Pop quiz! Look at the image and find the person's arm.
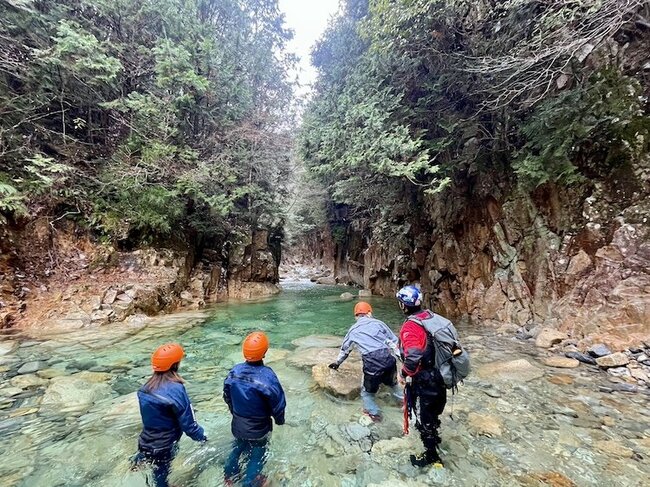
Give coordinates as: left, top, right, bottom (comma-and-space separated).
223, 376, 233, 413
330, 327, 355, 369
267, 372, 286, 425
172, 385, 207, 442
400, 321, 427, 377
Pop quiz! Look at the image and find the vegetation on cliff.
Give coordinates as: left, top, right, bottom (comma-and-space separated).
299, 0, 650, 233
0, 0, 295, 247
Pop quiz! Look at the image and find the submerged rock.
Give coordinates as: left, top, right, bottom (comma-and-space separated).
340, 292, 354, 301
291, 335, 343, 349
0, 341, 17, 356
476, 359, 544, 382
288, 348, 341, 370
17, 361, 46, 375
41, 371, 112, 411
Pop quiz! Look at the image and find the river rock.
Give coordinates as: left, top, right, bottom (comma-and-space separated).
524, 472, 577, 487
468, 412, 504, 437
312, 361, 362, 398
41, 371, 112, 411
288, 348, 341, 369
564, 351, 597, 365
0, 341, 17, 356
291, 335, 343, 349
359, 289, 372, 297
344, 423, 371, 442
595, 352, 629, 368
17, 361, 45, 375
316, 277, 336, 285
607, 367, 631, 379
588, 344, 612, 358
10, 374, 48, 389
340, 292, 354, 301
476, 359, 544, 382
628, 366, 650, 384
542, 357, 580, 368
547, 375, 574, 385
535, 329, 566, 348
0, 387, 24, 398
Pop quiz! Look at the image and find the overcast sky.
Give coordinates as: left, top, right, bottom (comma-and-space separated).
278, 0, 341, 99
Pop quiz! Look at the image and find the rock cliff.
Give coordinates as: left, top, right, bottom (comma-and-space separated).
287, 162, 650, 350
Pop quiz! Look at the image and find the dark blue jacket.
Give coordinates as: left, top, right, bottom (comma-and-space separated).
137, 381, 206, 452
223, 362, 286, 440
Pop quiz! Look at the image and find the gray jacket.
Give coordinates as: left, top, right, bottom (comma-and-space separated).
336, 316, 399, 367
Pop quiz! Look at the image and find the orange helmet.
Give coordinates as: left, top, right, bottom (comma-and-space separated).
243, 331, 269, 362
354, 301, 372, 316
151, 343, 184, 372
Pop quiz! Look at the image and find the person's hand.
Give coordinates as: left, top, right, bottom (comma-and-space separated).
398, 375, 406, 386
328, 362, 339, 370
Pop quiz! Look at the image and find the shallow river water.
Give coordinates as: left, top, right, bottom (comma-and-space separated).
0, 282, 648, 486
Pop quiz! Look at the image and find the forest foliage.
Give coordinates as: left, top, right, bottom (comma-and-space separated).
299, 0, 650, 233
0, 0, 296, 247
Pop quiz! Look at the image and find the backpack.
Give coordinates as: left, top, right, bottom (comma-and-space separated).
409, 311, 470, 390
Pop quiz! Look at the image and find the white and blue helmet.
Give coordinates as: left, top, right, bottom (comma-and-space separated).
396, 285, 421, 307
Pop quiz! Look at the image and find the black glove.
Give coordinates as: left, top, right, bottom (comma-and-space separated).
328, 362, 339, 370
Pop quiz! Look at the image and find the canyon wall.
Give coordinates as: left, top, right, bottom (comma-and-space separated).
290, 161, 650, 350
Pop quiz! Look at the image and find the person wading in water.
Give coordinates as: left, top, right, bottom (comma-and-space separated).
329, 301, 403, 422
133, 343, 207, 487
223, 331, 286, 487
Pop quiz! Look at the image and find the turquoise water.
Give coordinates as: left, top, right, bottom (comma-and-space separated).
0, 281, 648, 486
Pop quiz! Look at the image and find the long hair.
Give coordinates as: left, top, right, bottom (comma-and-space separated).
143, 362, 184, 392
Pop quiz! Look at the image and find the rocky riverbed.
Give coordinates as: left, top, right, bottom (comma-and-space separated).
0, 283, 648, 486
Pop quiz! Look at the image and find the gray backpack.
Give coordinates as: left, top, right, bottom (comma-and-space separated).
409, 312, 470, 390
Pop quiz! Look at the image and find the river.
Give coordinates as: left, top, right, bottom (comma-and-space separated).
0, 281, 648, 486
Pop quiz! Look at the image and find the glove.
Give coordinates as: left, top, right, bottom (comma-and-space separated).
328, 362, 339, 370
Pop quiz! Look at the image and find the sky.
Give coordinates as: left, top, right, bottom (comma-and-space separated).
278, 0, 341, 99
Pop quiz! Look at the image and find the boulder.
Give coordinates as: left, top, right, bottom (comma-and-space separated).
359, 289, 372, 297
476, 359, 544, 382
10, 374, 48, 389
535, 328, 566, 348
542, 357, 580, 368
312, 361, 362, 398
595, 352, 629, 368
340, 292, 354, 301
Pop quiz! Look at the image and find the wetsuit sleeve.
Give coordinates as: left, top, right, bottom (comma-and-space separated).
173, 385, 207, 442
336, 326, 355, 364
400, 320, 427, 377
267, 371, 286, 426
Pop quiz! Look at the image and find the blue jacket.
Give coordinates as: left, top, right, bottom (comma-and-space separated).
137, 381, 206, 452
223, 362, 286, 440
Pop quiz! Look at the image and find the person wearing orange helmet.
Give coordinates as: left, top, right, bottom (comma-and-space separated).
223, 331, 286, 487
328, 301, 402, 422
132, 343, 207, 487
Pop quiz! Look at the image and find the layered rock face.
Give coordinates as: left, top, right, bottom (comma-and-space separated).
0, 223, 281, 330
293, 162, 650, 350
